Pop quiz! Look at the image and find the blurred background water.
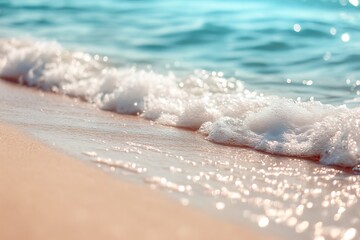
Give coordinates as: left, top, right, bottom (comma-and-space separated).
0, 0, 360, 104
2, 2, 360, 239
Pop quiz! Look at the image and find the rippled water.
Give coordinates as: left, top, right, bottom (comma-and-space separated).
1, 0, 360, 104
1, 80, 360, 240
2, 1, 360, 239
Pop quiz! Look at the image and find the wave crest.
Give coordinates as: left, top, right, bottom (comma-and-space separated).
1, 38, 360, 168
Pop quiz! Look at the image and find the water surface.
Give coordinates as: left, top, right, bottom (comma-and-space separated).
1, 1, 360, 239
1, 0, 360, 104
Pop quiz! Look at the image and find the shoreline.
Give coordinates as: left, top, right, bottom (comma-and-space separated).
0, 122, 265, 240
4, 79, 359, 239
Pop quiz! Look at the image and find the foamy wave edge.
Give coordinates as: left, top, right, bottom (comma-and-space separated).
1, 38, 360, 169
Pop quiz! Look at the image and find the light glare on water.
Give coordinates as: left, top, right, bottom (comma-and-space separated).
1, 0, 360, 239
1, 81, 360, 239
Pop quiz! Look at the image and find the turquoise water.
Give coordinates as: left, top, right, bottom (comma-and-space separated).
2, 2, 360, 238
2, 0, 360, 167
1, 0, 360, 105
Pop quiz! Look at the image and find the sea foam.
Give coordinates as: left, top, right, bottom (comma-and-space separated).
1, 38, 360, 168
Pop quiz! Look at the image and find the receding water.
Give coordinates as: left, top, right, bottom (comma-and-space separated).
1, 80, 360, 240
1, 1, 360, 239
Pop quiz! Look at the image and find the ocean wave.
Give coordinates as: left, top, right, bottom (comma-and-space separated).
1, 38, 360, 169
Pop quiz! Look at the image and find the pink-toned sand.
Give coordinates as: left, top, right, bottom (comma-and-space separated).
0, 123, 265, 240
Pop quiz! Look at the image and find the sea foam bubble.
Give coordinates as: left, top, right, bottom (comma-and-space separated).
1, 38, 360, 168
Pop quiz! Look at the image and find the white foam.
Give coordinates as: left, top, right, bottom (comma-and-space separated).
1, 38, 360, 167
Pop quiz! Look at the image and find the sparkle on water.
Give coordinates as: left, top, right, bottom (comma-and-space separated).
1, 58, 360, 240
81, 140, 360, 240
1, 0, 360, 239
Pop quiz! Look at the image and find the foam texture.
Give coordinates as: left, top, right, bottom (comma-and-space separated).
1, 38, 360, 167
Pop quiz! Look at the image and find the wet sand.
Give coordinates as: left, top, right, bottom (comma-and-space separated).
0, 122, 265, 240
2, 80, 360, 240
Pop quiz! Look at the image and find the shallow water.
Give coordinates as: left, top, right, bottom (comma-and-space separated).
1, 1, 360, 165
1, 81, 360, 240
1, 0, 360, 238
2, 0, 360, 166
2, 38, 360, 168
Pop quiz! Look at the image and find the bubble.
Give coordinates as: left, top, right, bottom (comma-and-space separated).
349, 0, 359, 7
343, 228, 357, 240
295, 221, 309, 233
258, 216, 269, 228
341, 33, 350, 42
215, 202, 226, 210
330, 27, 337, 35
293, 24, 301, 32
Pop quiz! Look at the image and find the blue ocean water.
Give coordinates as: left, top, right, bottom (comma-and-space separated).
2, 0, 360, 168
1, 0, 360, 105
3, 2, 360, 238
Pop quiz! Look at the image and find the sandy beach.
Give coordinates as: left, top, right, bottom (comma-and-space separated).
1, 78, 360, 239
0, 122, 265, 240
2, 0, 360, 238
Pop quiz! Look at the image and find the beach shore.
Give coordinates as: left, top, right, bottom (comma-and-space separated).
0, 122, 264, 240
